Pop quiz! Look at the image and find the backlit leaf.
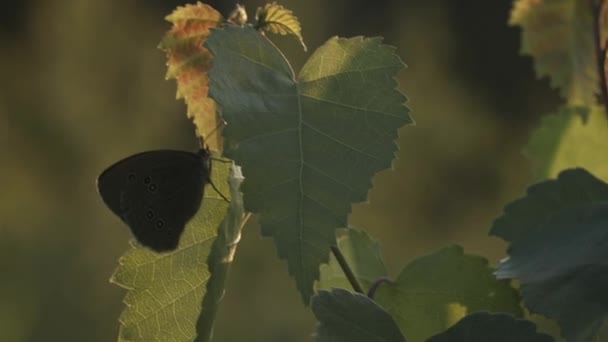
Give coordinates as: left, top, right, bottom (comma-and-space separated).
206, 25, 411, 303
524, 106, 608, 181
255, 2, 307, 51
317, 228, 388, 292
510, 0, 598, 107
110, 159, 231, 342
374, 245, 522, 342
159, 3, 224, 150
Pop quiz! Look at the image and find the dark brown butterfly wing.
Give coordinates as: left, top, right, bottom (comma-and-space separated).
97, 149, 210, 251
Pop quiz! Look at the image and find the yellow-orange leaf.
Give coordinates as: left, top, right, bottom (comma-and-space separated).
255, 2, 307, 51
159, 2, 224, 151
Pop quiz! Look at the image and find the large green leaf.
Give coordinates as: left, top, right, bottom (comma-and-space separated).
312, 288, 406, 342
525, 106, 608, 181
427, 312, 554, 342
317, 228, 388, 292
110, 159, 231, 342
491, 168, 608, 341
374, 245, 522, 342
510, 0, 598, 107
206, 25, 411, 303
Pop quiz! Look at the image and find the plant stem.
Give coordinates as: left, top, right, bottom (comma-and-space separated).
593, 0, 608, 119
330, 245, 365, 294
367, 277, 391, 299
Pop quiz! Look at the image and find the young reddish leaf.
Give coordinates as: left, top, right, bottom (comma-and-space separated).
255, 2, 307, 51
159, 3, 224, 150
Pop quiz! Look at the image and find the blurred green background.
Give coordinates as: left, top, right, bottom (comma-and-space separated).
1, 0, 560, 341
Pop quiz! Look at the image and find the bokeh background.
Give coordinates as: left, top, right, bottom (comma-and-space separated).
0, 1, 560, 341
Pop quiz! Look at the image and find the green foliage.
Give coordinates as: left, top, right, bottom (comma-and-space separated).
427, 312, 554, 342
311, 289, 406, 342
525, 106, 608, 181
374, 245, 522, 342
101, 1, 608, 341
510, 0, 599, 107
491, 168, 608, 243
110, 159, 231, 341
491, 169, 608, 341
317, 228, 388, 292
205, 25, 411, 303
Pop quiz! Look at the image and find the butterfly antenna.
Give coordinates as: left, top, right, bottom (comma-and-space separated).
200, 119, 231, 204
201, 118, 227, 144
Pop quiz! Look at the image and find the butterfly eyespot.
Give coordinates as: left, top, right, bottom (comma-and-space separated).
143, 176, 152, 185
146, 209, 154, 220
148, 183, 158, 193
155, 219, 165, 231
127, 173, 136, 182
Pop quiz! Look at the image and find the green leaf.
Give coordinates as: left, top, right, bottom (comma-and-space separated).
312, 288, 406, 342
206, 25, 411, 303
510, 0, 598, 107
196, 164, 245, 342
491, 168, 608, 242
317, 228, 388, 292
255, 2, 307, 51
374, 245, 522, 342
491, 168, 608, 341
525, 106, 608, 181
110, 159, 231, 342
427, 312, 554, 342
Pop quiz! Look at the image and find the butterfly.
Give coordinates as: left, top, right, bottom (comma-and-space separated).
97, 148, 215, 252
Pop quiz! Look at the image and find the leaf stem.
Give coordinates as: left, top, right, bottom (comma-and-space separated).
330, 245, 365, 294
366, 277, 391, 299
593, 0, 608, 119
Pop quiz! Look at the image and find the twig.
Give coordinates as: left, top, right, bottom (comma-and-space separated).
593, 0, 608, 119
330, 245, 365, 294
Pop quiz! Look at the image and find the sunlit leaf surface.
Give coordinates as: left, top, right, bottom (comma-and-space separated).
525, 106, 608, 181
510, 0, 598, 107
159, 3, 224, 150
317, 228, 388, 292
206, 25, 411, 303
111, 160, 230, 342
255, 2, 307, 51
374, 246, 522, 342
